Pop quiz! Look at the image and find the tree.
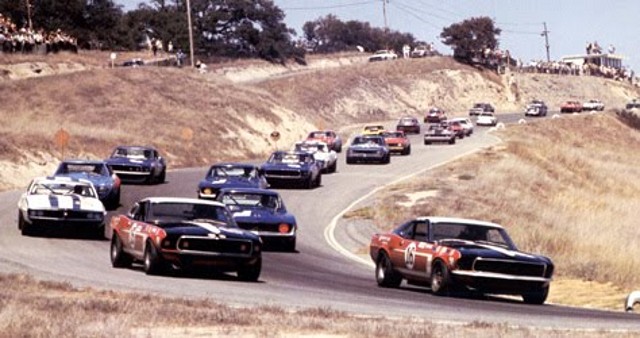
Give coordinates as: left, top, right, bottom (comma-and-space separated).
440, 16, 501, 63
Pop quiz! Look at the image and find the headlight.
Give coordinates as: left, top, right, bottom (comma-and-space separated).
278, 223, 291, 234
202, 188, 213, 195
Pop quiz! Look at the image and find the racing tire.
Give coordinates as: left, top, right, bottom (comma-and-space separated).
458, 133, 464, 140
157, 168, 166, 184
284, 238, 296, 252
375, 253, 402, 288
335, 144, 342, 153
449, 138, 456, 145
110, 235, 133, 268
143, 242, 165, 275
382, 154, 391, 164
18, 212, 35, 236
522, 286, 549, 305
403, 146, 411, 156
305, 176, 314, 189
108, 190, 120, 210
346, 157, 354, 165
424, 141, 431, 145
315, 173, 322, 188
430, 261, 452, 296
328, 161, 337, 173
95, 224, 106, 240
237, 257, 261, 282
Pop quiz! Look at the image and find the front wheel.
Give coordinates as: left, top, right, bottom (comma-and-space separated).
110, 235, 133, 268
237, 257, 261, 281
18, 212, 34, 236
157, 168, 166, 184
430, 262, 452, 296
143, 242, 165, 275
328, 161, 337, 173
522, 286, 549, 305
376, 253, 402, 288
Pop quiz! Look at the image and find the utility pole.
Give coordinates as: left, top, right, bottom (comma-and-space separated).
541, 22, 550, 62
382, 0, 389, 31
186, 0, 195, 67
25, 0, 33, 30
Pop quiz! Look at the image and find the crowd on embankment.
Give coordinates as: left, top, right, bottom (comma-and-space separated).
0, 13, 77, 54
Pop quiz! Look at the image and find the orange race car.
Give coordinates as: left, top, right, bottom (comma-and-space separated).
370, 217, 554, 304
381, 130, 411, 155
560, 100, 583, 113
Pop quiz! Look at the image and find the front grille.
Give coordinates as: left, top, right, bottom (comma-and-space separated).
39, 210, 93, 219
236, 221, 282, 233
264, 170, 301, 178
353, 149, 379, 154
473, 258, 546, 277
177, 237, 253, 255
111, 164, 149, 172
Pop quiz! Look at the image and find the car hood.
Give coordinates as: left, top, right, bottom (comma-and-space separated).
385, 137, 406, 143
106, 157, 153, 166
25, 194, 105, 212
55, 173, 113, 186
445, 241, 552, 264
262, 162, 312, 171
349, 143, 385, 150
198, 177, 257, 189
164, 221, 259, 241
231, 208, 295, 224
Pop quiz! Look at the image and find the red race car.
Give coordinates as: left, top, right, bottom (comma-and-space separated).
370, 217, 554, 304
560, 100, 583, 113
110, 197, 262, 280
381, 130, 411, 155
306, 130, 343, 153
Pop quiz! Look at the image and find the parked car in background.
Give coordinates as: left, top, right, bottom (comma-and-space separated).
110, 197, 262, 280
424, 107, 447, 123
105, 146, 166, 184
53, 160, 121, 209
17, 176, 106, 237
346, 135, 390, 164
362, 124, 386, 136
396, 116, 421, 134
217, 188, 297, 252
368, 50, 398, 62
476, 111, 498, 126
449, 117, 474, 136
560, 100, 583, 113
369, 217, 554, 304
468, 103, 495, 116
260, 151, 322, 189
423, 124, 456, 145
524, 100, 548, 117
305, 130, 342, 153
411, 45, 431, 58
582, 99, 605, 111
381, 130, 411, 155
198, 163, 268, 200
294, 140, 338, 173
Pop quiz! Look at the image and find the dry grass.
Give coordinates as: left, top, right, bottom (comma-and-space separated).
364, 113, 640, 308
0, 273, 633, 337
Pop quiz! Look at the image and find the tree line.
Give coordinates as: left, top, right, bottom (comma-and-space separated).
0, 0, 500, 65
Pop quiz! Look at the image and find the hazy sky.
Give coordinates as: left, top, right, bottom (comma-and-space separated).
115, 0, 639, 71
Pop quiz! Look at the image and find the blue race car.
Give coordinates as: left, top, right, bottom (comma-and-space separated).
345, 135, 391, 164
216, 188, 297, 251
198, 163, 268, 200
105, 146, 166, 184
53, 160, 121, 209
260, 151, 322, 189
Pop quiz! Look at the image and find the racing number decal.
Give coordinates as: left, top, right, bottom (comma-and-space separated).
404, 242, 417, 270
129, 223, 142, 249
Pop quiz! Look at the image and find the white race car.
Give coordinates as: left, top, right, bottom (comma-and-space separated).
17, 176, 107, 237
476, 111, 498, 126
293, 140, 338, 173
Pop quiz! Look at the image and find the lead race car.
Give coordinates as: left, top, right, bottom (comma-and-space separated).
370, 217, 554, 304
17, 176, 106, 237
105, 145, 166, 184
216, 188, 297, 252
110, 197, 262, 280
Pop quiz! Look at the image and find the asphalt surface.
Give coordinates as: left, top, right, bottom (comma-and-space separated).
1, 113, 639, 330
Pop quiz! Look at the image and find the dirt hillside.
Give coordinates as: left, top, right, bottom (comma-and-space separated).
0, 52, 638, 190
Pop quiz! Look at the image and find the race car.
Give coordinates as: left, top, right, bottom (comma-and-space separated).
362, 125, 386, 136
346, 135, 390, 164
560, 100, 583, 113
582, 99, 605, 111
369, 217, 554, 304
424, 107, 447, 123
524, 100, 548, 117
424, 123, 456, 145
381, 130, 411, 155
17, 176, 106, 237
216, 188, 297, 252
396, 116, 421, 134
476, 111, 498, 126
198, 163, 268, 200
110, 197, 262, 280
105, 145, 166, 184
306, 130, 343, 153
260, 151, 322, 189
53, 160, 121, 209
449, 117, 474, 136
468, 102, 495, 116
294, 140, 338, 173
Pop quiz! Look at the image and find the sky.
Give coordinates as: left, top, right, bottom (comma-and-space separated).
115, 0, 640, 72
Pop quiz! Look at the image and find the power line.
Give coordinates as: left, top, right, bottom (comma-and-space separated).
389, 1, 441, 30
394, 0, 456, 23
281, 0, 377, 11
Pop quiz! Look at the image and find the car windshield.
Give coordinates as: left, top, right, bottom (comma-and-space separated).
56, 163, 109, 177
30, 182, 96, 198
221, 192, 279, 210
308, 131, 330, 138
383, 131, 403, 138
479, 112, 493, 117
268, 152, 308, 164
365, 126, 383, 132
295, 143, 324, 153
208, 166, 255, 179
352, 137, 383, 145
431, 222, 515, 249
400, 118, 415, 123
149, 202, 234, 226
111, 148, 152, 160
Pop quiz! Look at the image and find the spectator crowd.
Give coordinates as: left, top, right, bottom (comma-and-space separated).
0, 13, 77, 54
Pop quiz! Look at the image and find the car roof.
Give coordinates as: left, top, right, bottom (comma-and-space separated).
114, 145, 156, 151
209, 162, 257, 169
141, 197, 226, 208
36, 176, 93, 185
61, 159, 107, 165
414, 216, 504, 229
218, 187, 279, 196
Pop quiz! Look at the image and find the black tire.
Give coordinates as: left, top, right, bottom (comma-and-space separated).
404, 146, 411, 155
430, 262, 452, 296
110, 235, 133, 268
157, 168, 166, 184
305, 176, 314, 189
458, 133, 464, 139
335, 144, 342, 153
143, 241, 165, 275
95, 223, 106, 240
383, 154, 390, 164
284, 238, 296, 252
237, 257, 261, 281
18, 212, 34, 236
449, 137, 456, 145
328, 160, 337, 173
424, 140, 431, 145
346, 157, 354, 164
108, 190, 120, 210
375, 253, 402, 288
522, 286, 549, 305
315, 173, 322, 188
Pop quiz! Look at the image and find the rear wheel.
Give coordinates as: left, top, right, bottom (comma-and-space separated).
143, 242, 165, 275
110, 235, 133, 268
430, 262, 452, 296
522, 286, 549, 305
376, 253, 402, 288
237, 257, 261, 281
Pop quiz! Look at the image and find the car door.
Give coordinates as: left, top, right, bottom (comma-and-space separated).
389, 221, 416, 276
400, 220, 435, 281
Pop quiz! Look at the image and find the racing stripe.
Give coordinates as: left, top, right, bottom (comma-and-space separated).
48, 194, 59, 209
187, 221, 222, 235
71, 194, 81, 211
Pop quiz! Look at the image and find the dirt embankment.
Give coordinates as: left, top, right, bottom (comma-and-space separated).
0, 53, 638, 190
